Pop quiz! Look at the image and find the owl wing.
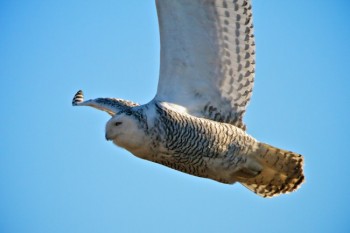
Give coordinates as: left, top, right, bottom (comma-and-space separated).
72, 90, 139, 116
155, 0, 255, 130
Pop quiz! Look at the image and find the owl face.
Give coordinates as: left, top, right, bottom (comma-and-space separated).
105, 113, 147, 155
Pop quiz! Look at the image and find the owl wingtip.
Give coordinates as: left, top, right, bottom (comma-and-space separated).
72, 90, 84, 106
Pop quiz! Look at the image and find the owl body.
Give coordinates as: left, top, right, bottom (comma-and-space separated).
150, 103, 260, 184
104, 102, 303, 198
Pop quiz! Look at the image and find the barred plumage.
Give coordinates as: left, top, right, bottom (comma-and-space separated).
72, 0, 305, 198
152, 103, 257, 183
72, 90, 84, 105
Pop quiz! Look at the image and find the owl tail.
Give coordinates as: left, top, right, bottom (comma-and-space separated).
240, 143, 305, 198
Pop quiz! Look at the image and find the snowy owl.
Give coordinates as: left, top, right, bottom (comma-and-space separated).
72, 0, 304, 198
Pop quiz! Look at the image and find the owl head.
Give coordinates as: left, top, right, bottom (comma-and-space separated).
105, 111, 148, 156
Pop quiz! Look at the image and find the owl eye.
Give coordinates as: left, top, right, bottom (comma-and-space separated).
115, 122, 122, 126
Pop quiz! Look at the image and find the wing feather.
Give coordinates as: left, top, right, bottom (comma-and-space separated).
72, 90, 139, 116
155, 0, 255, 129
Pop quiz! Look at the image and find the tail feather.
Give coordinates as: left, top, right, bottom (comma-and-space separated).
240, 143, 305, 198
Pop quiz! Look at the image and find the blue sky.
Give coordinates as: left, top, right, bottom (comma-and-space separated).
1, 0, 350, 232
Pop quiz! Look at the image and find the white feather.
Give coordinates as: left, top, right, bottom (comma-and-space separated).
155, 0, 255, 127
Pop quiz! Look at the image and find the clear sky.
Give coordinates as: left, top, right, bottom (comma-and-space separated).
1, 0, 349, 232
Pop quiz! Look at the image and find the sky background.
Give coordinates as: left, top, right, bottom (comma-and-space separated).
1, 0, 350, 232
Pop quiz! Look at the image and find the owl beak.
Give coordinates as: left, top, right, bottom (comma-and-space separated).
105, 133, 111, 141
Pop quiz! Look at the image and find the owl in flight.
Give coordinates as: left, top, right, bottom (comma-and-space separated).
72, 0, 304, 197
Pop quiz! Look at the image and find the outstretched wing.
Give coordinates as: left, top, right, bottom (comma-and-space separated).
155, 0, 255, 130
72, 90, 139, 115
